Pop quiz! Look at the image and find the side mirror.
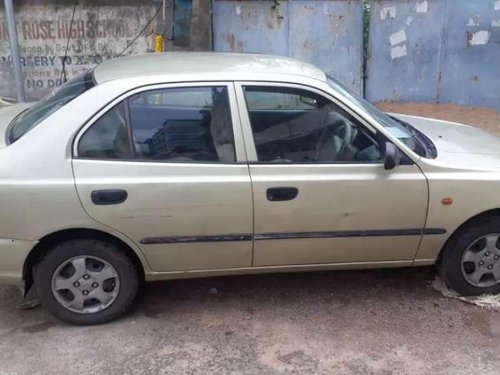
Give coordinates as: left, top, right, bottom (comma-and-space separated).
384, 142, 401, 170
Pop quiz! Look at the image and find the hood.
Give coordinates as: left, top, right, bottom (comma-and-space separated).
392, 113, 500, 170
0, 103, 31, 148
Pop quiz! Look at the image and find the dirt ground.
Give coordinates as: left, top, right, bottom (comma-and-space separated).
0, 103, 499, 375
376, 101, 500, 135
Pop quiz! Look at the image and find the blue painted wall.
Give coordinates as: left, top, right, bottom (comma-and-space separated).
439, 1, 500, 109
213, 0, 499, 110
366, 0, 500, 110
213, 0, 364, 95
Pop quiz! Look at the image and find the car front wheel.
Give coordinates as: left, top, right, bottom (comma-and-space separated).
441, 217, 500, 295
34, 238, 139, 325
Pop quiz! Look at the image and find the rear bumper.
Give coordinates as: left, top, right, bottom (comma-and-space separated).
0, 238, 37, 285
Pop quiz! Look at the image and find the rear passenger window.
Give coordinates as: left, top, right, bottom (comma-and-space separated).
78, 102, 132, 159
129, 86, 235, 162
77, 86, 236, 163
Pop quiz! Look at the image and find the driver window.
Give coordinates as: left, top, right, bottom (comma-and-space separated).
243, 86, 381, 163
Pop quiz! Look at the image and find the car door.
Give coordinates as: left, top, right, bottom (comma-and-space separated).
235, 82, 429, 267
73, 82, 253, 272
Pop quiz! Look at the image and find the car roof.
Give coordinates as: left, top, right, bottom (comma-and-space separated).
93, 52, 326, 84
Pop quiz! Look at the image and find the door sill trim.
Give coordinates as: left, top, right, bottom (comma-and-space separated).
145, 260, 415, 281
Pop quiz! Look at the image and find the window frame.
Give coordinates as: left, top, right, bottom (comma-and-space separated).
73, 82, 247, 164
234, 81, 410, 165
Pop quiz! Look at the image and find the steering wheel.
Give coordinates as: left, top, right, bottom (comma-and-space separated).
332, 120, 354, 155
315, 118, 354, 161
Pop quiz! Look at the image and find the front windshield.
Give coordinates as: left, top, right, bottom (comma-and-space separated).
326, 75, 421, 154
8, 72, 95, 144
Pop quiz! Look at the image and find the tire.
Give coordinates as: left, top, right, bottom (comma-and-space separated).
441, 216, 500, 296
34, 238, 139, 325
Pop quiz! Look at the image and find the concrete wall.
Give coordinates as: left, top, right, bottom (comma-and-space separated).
0, 0, 211, 100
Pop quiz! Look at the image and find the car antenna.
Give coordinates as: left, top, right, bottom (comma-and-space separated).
60, 1, 78, 84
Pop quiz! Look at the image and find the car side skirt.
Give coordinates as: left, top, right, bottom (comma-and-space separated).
144, 260, 421, 281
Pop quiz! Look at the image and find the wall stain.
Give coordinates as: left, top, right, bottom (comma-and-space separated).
226, 33, 235, 51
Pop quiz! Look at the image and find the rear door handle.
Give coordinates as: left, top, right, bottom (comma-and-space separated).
266, 187, 299, 202
91, 189, 128, 205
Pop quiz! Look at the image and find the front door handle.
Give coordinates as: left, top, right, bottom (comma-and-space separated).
91, 189, 128, 205
266, 187, 299, 202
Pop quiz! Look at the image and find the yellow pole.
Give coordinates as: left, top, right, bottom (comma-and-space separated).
154, 34, 165, 53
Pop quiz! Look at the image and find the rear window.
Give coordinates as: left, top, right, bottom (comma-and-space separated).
8, 72, 95, 144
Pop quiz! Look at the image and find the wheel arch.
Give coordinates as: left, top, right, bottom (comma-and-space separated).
23, 228, 147, 294
436, 208, 500, 264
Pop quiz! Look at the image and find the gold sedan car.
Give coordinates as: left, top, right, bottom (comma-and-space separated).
1, 53, 499, 325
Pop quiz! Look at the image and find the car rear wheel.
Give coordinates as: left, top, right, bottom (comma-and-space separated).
34, 238, 139, 325
441, 217, 500, 295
